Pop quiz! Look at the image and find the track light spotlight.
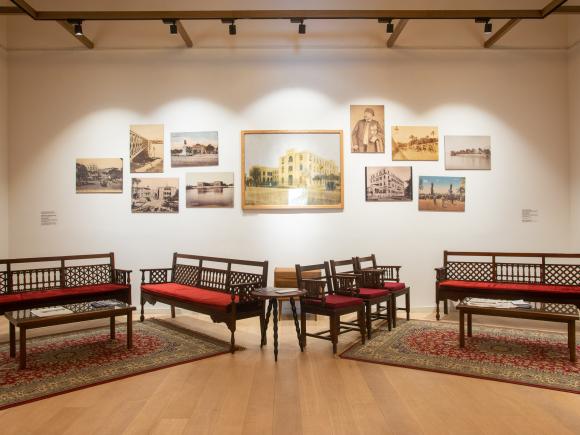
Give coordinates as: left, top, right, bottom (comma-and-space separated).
475, 18, 492, 35
386, 19, 394, 34
67, 19, 83, 36
162, 19, 178, 35
220, 19, 237, 35
484, 20, 492, 34
299, 20, 306, 35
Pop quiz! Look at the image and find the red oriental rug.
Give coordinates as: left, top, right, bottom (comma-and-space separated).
340, 320, 579, 393
0, 319, 234, 410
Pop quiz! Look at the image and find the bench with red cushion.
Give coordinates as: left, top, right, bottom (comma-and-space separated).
0, 253, 131, 314
140, 253, 268, 353
435, 251, 580, 320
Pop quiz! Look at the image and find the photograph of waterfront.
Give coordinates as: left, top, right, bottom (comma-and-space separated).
130, 124, 164, 173
445, 136, 491, 170
131, 178, 179, 213
366, 166, 412, 202
392, 126, 439, 161
171, 131, 219, 167
76, 158, 123, 193
350, 105, 385, 153
418, 176, 465, 212
186, 172, 234, 208
242, 131, 343, 210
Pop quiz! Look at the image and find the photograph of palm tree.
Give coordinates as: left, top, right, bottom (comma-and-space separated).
392, 126, 439, 161
418, 176, 465, 212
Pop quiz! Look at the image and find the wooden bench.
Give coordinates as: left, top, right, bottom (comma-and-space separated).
140, 253, 268, 352
436, 251, 580, 320
0, 253, 132, 314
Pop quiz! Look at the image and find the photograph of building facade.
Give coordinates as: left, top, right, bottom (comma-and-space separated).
242, 131, 343, 209
171, 131, 219, 167
131, 178, 179, 213
75, 158, 123, 193
365, 166, 413, 201
130, 124, 164, 173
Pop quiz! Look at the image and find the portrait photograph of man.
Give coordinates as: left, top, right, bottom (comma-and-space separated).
350, 105, 385, 153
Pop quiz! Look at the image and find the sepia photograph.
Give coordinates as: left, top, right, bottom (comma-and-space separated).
366, 166, 413, 202
76, 158, 123, 193
131, 178, 179, 213
392, 126, 439, 161
242, 130, 343, 210
130, 124, 164, 173
350, 105, 385, 153
186, 172, 234, 208
418, 176, 465, 212
171, 131, 219, 167
445, 135, 491, 170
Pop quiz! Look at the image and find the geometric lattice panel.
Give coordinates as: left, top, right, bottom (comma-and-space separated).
0, 271, 7, 294
540, 303, 579, 316
64, 264, 112, 287
545, 264, 580, 286
173, 264, 200, 287
447, 262, 493, 281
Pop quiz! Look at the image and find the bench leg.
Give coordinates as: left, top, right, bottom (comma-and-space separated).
110, 316, 116, 340
365, 301, 372, 339
228, 320, 236, 353
357, 308, 366, 345
392, 295, 398, 328
9, 323, 15, 358
140, 297, 145, 322
405, 291, 410, 320
444, 300, 449, 315
467, 313, 472, 337
330, 314, 339, 354
569, 320, 576, 363
301, 306, 307, 349
436, 300, 440, 321
171, 306, 176, 318
459, 310, 465, 348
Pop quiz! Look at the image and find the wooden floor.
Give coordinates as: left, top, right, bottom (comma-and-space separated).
0, 309, 579, 435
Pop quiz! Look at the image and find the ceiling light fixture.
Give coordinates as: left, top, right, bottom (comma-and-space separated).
221, 19, 237, 35
386, 19, 394, 34
475, 18, 492, 35
67, 19, 83, 36
291, 18, 306, 35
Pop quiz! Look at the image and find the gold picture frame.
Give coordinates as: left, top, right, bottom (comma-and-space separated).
241, 130, 344, 210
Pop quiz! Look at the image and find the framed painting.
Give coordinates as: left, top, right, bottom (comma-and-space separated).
241, 130, 344, 210
365, 166, 413, 202
392, 126, 439, 161
418, 176, 465, 212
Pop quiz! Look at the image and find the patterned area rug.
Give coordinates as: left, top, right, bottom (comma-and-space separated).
341, 320, 580, 393
0, 319, 233, 409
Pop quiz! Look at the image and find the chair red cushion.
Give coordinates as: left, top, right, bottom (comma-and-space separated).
358, 288, 390, 299
141, 283, 238, 311
383, 282, 407, 291
439, 280, 580, 295
0, 284, 129, 308
304, 294, 363, 309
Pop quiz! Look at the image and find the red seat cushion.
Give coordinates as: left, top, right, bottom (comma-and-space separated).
0, 284, 129, 308
141, 283, 238, 311
384, 282, 407, 291
304, 294, 363, 309
439, 280, 580, 296
358, 288, 390, 299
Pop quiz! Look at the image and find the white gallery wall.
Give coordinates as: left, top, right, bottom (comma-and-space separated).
571, 42, 580, 251
6, 48, 573, 308
0, 16, 8, 258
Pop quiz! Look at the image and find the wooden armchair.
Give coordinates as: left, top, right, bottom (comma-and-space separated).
330, 258, 392, 338
295, 262, 366, 354
354, 254, 410, 328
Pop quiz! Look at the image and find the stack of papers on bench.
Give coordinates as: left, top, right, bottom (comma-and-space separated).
465, 298, 531, 309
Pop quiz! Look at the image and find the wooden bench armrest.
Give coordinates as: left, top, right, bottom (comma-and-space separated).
375, 265, 401, 281
334, 273, 361, 296
140, 268, 173, 284
113, 269, 132, 285
435, 267, 447, 281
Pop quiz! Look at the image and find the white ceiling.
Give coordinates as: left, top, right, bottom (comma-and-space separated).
0, 0, 579, 50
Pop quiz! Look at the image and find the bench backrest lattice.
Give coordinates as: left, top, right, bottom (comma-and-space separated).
443, 251, 580, 286
0, 253, 117, 294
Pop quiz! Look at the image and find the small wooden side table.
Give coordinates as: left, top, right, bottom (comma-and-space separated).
252, 287, 306, 362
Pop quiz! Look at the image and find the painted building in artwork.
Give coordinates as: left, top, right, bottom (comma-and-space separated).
367, 168, 405, 199
248, 149, 339, 188
277, 149, 339, 188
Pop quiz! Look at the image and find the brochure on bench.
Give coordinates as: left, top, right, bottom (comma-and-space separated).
31, 306, 74, 317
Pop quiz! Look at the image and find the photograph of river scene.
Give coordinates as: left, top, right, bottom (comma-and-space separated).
186, 172, 234, 207
445, 136, 491, 170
